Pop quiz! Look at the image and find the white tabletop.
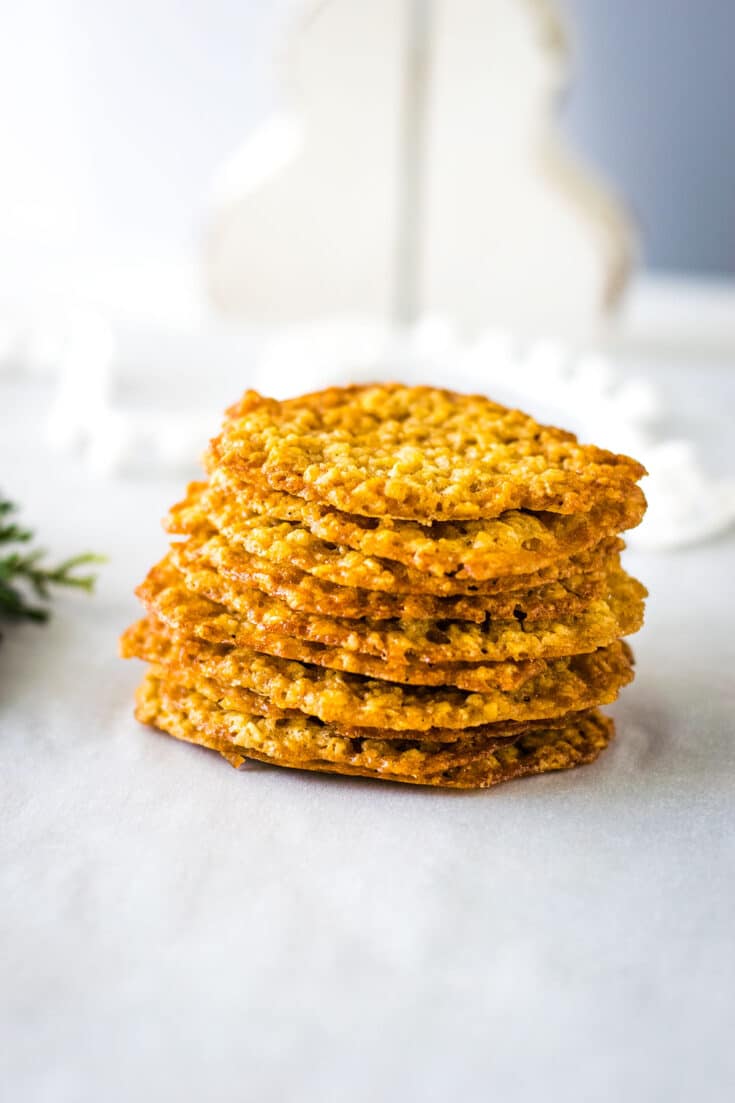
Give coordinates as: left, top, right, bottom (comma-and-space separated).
1, 359, 734, 1103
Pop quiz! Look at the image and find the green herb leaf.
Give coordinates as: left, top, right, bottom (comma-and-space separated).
0, 496, 105, 625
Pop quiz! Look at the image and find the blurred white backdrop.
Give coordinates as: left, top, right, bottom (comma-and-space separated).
2, 0, 734, 315
0, 1, 285, 313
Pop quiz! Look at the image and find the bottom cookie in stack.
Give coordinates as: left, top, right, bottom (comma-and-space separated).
135, 670, 614, 789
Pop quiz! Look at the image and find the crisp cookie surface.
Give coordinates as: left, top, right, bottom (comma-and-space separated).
122, 614, 634, 731
127, 618, 570, 744
168, 484, 626, 597
207, 384, 645, 521
136, 561, 549, 692
136, 673, 614, 789
170, 545, 646, 664
205, 469, 646, 579
142, 672, 525, 778
177, 528, 613, 623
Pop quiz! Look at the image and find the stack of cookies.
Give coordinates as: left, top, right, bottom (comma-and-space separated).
121, 384, 647, 790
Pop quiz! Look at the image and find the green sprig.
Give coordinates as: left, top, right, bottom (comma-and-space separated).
0, 497, 105, 623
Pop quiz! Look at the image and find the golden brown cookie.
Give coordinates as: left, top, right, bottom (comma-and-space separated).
178, 527, 613, 624
126, 618, 573, 744
122, 614, 634, 732
135, 561, 547, 691
204, 467, 645, 580
136, 671, 615, 789
168, 482, 628, 597
153, 659, 572, 746
170, 544, 646, 665
206, 384, 645, 521
142, 670, 530, 777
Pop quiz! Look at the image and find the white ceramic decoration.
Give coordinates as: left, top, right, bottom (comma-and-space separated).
206, 0, 634, 337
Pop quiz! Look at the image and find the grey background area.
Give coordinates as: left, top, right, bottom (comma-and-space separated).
558, 0, 735, 274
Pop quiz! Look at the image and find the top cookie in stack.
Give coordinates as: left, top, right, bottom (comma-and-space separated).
121, 384, 647, 789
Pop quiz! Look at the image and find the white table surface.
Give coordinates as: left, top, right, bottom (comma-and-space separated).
1, 361, 734, 1103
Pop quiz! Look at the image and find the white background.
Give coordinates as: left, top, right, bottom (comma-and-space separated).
2, 0, 734, 290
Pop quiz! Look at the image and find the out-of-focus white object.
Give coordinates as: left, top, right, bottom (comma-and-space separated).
10, 306, 252, 479
630, 442, 735, 551
206, 0, 633, 338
